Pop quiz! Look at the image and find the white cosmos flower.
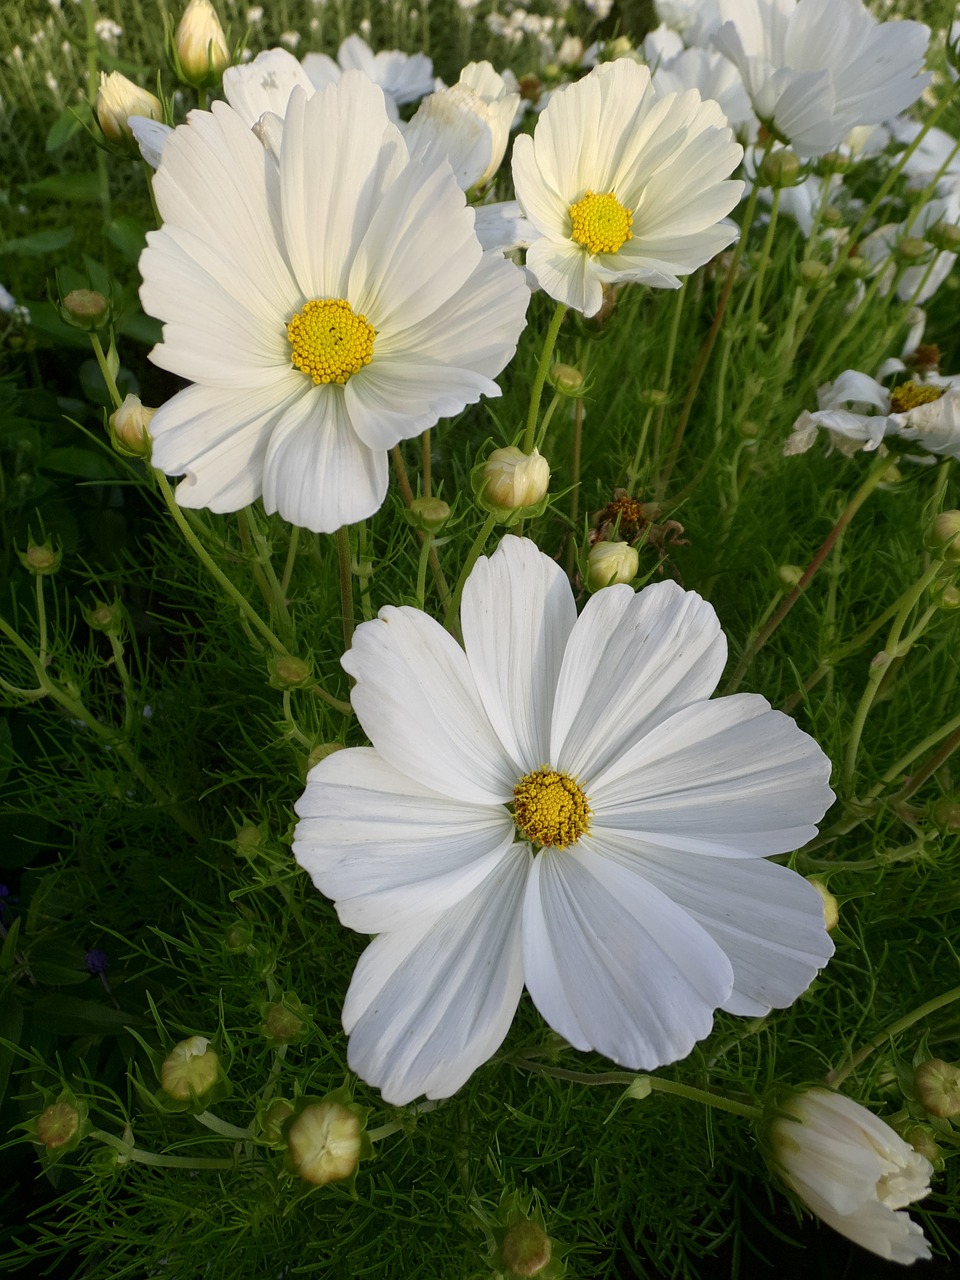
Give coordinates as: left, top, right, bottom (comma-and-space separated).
511, 59, 744, 317
139, 73, 529, 532
786, 369, 960, 459
713, 0, 930, 159
301, 34, 433, 121
765, 1088, 932, 1264
403, 62, 520, 191
293, 536, 835, 1105
649, 42, 758, 141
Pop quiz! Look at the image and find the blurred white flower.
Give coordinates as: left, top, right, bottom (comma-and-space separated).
294, 535, 834, 1104
301, 34, 433, 122
766, 1088, 932, 1264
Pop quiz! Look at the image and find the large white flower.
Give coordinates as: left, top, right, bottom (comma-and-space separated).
713, 0, 930, 159
511, 59, 744, 317
766, 1087, 932, 1263
301, 34, 433, 121
139, 74, 529, 532
293, 536, 835, 1105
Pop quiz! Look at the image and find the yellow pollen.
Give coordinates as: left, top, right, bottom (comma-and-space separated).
888, 380, 945, 414
568, 190, 633, 256
286, 298, 375, 385
513, 766, 591, 850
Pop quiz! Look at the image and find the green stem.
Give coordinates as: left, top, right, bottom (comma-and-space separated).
336, 525, 355, 652
748, 185, 781, 349
415, 532, 433, 611
826, 985, 960, 1088
91, 1128, 239, 1170
279, 526, 300, 599
444, 512, 498, 637
90, 332, 122, 410
842, 561, 943, 793
722, 455, 890, 695
421, 428, 432, 499
194, 1110, 251, 1140
523, 302, 566, 454
391, 446, 452, 614
871, 707, 960, 804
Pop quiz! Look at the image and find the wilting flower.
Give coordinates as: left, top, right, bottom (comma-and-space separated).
139, 74, 528, 532
301, 34, 433, 121
512, 58, 743, 317
713, 0, 929, 159
294, 536, 834, 1105
404, 62, 520, 191
764, 1087, 932, 1264
786, 369, 960, 459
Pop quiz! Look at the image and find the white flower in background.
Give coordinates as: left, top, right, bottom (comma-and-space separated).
95, 71, 163, 144
221, 47, 315, 124
139, 74, 528, 533
859, 194, 960, 306
713, 0, 930, 159
655, 0, 722, 46
890, 119, 960, 199
294, 535, 835, 1105
786, 369, 960, 459
301, 34, 433, 121
765, 1087, 932, 1264
511, 59, 743, 317
404, 62, 520, 191
648, 40, 757, 140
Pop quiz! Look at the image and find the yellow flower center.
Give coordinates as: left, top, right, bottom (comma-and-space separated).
568, 190, 633, 256
888, 380, 945, 414
286, 298, 375, 385
513, 766, 591, 850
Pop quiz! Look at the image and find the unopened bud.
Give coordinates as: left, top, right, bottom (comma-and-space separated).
549, 362, 583, 394
36, 1101, 82, 1151
224, 920, 254, 953
777, 564, 804, 589
96, 72, 163, 147
839, 255, 872, 279
286, 1100, 363, 1186
306, 743, 345, 772
269, 654, 312, 689
234, 822, 266, 854
481, 446, 550, 513
821, 205, 844, 227
586, 541, 639, 590
931, 581, 960, 610
897, 237, 934, 264
799, 260, 831, 289
914, 1059, 960, 1118
407, 496, 451, 533
637, 387, 669, 407
20, 541, 61, 575
815, 150, 852, 176
86, 601, 123, 632
160, 1036, 220, 1101
110, 393, 154, 456
898, 1123, 941, 1167
806, 877, 839, 932
924, 510, 960, 560
174, 0, 231, 88
931, 798, 960, 830
502, 1219, 552, 1276
62, 288, 109, 330
261, 995, 308, 1044
757, 149, 802, 189
260, 1097, 295, 1144
928, 221, 960, 253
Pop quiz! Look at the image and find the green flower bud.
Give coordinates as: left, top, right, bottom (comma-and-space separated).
839, 255, 872, 279
110, 394, 155, 457
35, 1094, 88, 1156
261, 994, 311, 1045
806, 877, 839, 932
821, 205, 844, 227
160, 1036, 221, 1103
61, 288, 110, 331
815, 150, 852, 176
928, 221, 960, 253
914, 1059, 960, 1118
269, 654, 312, 689
224, 921, 254, 954
259, 1097, 295, 1145
799, 260, 831, 289
924, 510, 960, 561
502, 1219, 553, 1277
480, 446, 551, 515
896, 237, 934, 265
586, 541, 638, 591
637, 386, 669, 407
930, 581, 960, 611
548, 362, 583, 395
407, 496, 451, 533
777, 564, 804, 589
86, 601, 123, 633
898, 1123, 942, 1168
285, 1096, 370, 1187
234, 822, 267, 855
757, 149, 803, 189
931, 798, 960, 831
19, 539, 61, 575
306, 742, 344, 772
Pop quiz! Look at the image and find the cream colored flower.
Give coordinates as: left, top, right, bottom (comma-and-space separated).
404, 62, 520, 191
96, 71, 163, 144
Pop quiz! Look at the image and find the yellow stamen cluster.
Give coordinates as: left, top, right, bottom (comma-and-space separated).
889, 380, 945, 414
513, 766, 591, 850
568, 190, 633, 256
286, 298, 375, 385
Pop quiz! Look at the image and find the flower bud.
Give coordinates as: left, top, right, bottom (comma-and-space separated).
407, 496, 451, 533
19, 540, 61, 575
260, 1097, 295, 1144
637, 386, 669, 407
806, 877, 839, 932
174, 0, 231, 89
269, 654, 312, 689
821, 205, 844, 227
914, 1059, 960, 1118
96, 71, 163, 146
234, 822, 266, 855
799, 260, 831, 289
931, 798, 960, 831
777, 564, 804, 589
306, 742, 345, 772
501, 1219, 552, 1276
86, 601, 123, 633
839, 254, 872, 279
549, 362, 583, 395
815, 150, 852, 176
224, 920, 254, 954
586, 541, 638, 590
757, 149, 802, 189
110, 393, 154, 457
924, 510, 960, 560
36, 1100, 85, 1153
261, 994, 310, 1045
160, 1036, 220, 1102
286, 1099, 365, 1186
931, 581, 960, 610
896, 237, 934, 265
928, 221, 960, 253
898, 1123, 941, 1168
61, 288, 110, 331
480, 446, 550, 514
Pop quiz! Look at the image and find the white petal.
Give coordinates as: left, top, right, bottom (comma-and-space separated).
260, 386, 387, 532
342, 847, 530, 1104
589, 693, 834, 856
222, 48, 315, 125
129, 115, 173, 168
588, 839, 833, 1015
343, 358, 498, 452
293, 747, 516, 932
343, 606, 518, 804
523, 848, 733, 1068
551, 580, 726, 784
461, 536, 576, 773
524, 236, 603, 317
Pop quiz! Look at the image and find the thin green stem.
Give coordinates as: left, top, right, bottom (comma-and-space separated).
872, 708, 960, 804
827, 985, 960, 1088
91, 1129, 240, 1170
421, 428, 432, 499
34, 574, 49, 666
194, 1110, 252, 1140
523, 302, 566, 454
391, 446, 453, 613
90, 332, 123, 411
748, 186, 781, 349
336, 525, 355, 652
415, 532, 433, 611
279, 526, 300, 599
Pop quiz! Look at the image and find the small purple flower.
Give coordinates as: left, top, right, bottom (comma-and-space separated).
84, 948, 109, 976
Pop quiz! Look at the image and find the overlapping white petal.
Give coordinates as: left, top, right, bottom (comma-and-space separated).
140, 72, 528, 533
512, 58, 743, 316
295, 536, 835, 1103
